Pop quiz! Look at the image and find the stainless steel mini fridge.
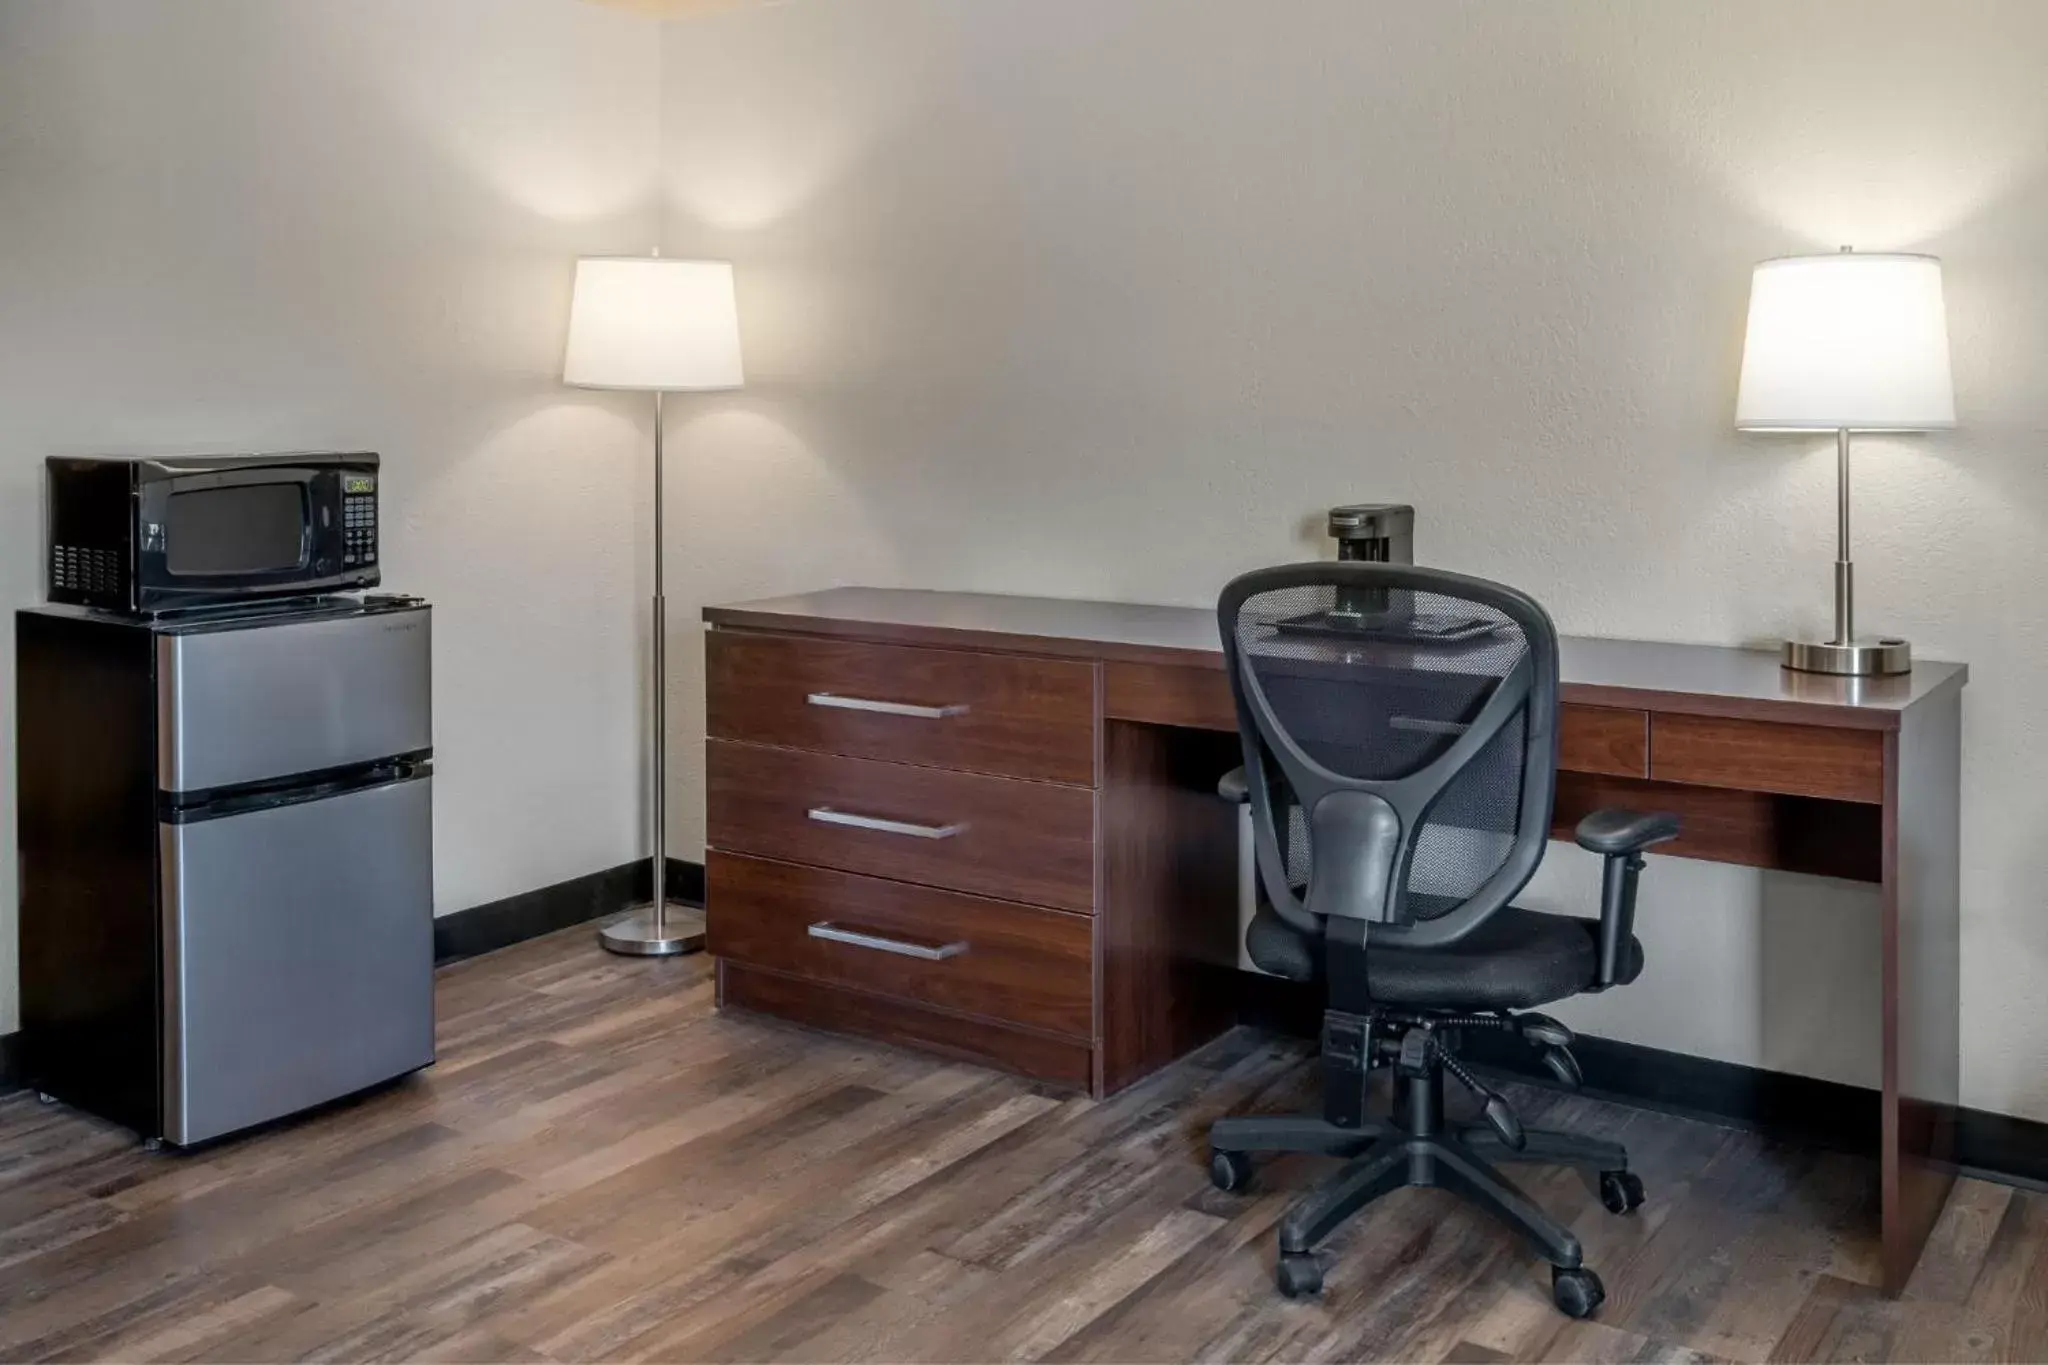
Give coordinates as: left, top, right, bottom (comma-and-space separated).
16, 596, 435, 1146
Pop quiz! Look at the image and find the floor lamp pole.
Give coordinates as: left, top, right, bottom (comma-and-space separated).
600, 388, 706, 956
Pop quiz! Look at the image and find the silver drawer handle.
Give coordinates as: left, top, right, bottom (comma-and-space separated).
807, 807, 965, 840
807, 692, 969, 720
808, 922, 968, 961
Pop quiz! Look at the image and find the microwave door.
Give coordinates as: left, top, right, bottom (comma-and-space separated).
159, 482, 309, 577
135, 464, 372, 610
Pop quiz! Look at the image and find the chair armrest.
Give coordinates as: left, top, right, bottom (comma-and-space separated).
1218, 764, 1320, 937
1576, 808, 1679, 990
1575, 808, 1680, 857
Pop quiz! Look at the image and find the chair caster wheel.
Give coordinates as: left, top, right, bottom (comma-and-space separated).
1276, 1252, 1324, 1299
1552, 1265, 1605, 1319
1598, 1169, 1645, 1214
1209, 1148, 1255, 1194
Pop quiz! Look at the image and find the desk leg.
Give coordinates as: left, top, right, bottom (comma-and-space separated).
1881, 690, 1962, 1295
1097, 721, 1243, 1096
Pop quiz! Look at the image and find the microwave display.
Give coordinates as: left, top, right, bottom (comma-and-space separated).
164, 484, 309, 576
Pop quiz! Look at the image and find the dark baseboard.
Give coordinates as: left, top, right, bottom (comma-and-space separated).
1458, 1028, 1882, 1156
1956, 1109, 2048, 1193
433, 857, 704, 965
1237, 973, 2048, 1192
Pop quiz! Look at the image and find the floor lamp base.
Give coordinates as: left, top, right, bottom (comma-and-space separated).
1781, 637, 1912, 677
597, 902, 706, 957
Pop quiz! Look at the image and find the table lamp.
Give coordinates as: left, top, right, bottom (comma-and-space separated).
564, 255, 744, 955
1735, 248, 1954, 676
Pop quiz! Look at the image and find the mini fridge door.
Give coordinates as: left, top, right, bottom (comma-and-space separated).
160, 769, 434, 1145
157, 604, 430, 793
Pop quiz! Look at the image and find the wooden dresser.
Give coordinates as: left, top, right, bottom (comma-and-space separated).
703, 626, 1109, 1089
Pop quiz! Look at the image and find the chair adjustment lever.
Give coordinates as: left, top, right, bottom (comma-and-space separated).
1541, 1046, 1583, 1089
1515, 1012, 1575, 1049
1396, 1027, 1433, 1079
1511, 1012, 1582, 1090
1435, 1045, 1526, 1150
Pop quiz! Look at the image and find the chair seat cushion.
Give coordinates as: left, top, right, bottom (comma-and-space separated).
1368, 907, 1641, 1009
1244, 903, 1642, 1009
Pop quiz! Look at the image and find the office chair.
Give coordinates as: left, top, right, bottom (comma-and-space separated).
1206, 563, 1678, 1319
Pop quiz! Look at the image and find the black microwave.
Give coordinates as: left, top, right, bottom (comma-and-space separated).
45, 453, 381, 614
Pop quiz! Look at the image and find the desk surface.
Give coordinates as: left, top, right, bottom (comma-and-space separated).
705, 586, 1966, 730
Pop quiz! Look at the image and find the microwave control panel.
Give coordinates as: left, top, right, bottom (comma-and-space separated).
343, 487, 378, 568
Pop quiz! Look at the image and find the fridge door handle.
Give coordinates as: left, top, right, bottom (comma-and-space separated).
161, 755, 434, 824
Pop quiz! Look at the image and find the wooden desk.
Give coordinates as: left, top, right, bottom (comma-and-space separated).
702, 585, 1966, 1295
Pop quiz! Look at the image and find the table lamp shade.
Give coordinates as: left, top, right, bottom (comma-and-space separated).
563, 257, 744, 392
1735, 252, 1954, 431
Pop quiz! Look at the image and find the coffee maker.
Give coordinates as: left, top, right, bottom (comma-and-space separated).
1327, 504, 1414, 622
1328, 503, 1415, 567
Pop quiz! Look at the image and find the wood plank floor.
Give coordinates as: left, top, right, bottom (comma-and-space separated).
1, 927, 2042, 1363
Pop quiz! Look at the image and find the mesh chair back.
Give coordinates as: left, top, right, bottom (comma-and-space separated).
1219, 564, 1560, 948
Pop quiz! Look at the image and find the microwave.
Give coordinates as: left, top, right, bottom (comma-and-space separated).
45, 453, 381, 614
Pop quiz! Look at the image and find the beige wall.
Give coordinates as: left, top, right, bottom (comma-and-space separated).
658, 1, 2048, 1119
0, 0, 668, 1029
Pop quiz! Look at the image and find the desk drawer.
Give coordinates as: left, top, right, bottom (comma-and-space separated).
708, 853, 1093, 1039
707, 631, 1096, 786
1559, 704, 1648, 778
707, 740, 1097, 912
1650, 714, 1884, 803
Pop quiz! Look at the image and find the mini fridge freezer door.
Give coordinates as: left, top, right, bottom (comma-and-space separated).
157, 606, 430, 793
160, 770, 434, 1145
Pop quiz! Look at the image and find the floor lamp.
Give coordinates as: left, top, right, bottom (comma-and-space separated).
564, 255, 744, 955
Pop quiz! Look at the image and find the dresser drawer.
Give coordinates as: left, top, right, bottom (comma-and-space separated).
707, 631, 1097, 786
707, 740, 1098, 912
707, 853, 1093, 1039
718, 962, 1095, 1091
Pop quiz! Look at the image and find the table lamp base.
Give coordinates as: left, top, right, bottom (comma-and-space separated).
1781, 637, 1912, 677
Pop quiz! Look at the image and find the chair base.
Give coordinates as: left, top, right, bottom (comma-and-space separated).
1210, 1072, 1637, 1318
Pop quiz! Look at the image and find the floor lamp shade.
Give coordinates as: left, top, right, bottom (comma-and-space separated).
563, 257, 744, 392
